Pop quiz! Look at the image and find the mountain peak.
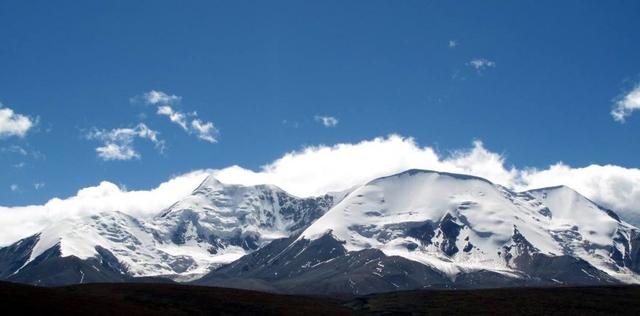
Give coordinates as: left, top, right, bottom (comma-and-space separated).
193, 173, 224, 192
526, 184, 577, 195
367, 169, 494, 186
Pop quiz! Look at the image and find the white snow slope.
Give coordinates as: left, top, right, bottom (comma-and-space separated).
299, 169, 640, 283
13, 174, 335, 280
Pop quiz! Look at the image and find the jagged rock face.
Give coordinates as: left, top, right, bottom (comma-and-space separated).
6, 244, 129, 287
0, 234, 39, 279
436, 213, 463, 256
199, 231, 618, 296
154, 176, 334, 257
197, 233, 454, 296
630, 231, 640, 273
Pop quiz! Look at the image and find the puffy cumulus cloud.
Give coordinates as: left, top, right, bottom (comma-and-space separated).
86, 123, 165, 161
611, 83, 640, 123
0, 170, 210, 246
314, 115, 339, 127
0, 103, 37, 138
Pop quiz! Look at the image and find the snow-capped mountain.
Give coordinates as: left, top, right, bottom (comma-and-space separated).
1, 169, 639, 293
149, 175, 334, 278
0, 174, 335, 285
201, 169, 640, 295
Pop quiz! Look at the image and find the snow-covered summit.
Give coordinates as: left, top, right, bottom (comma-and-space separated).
298, 169, 640, 282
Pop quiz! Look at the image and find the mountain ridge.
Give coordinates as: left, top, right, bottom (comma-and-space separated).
0, 169, 638, 294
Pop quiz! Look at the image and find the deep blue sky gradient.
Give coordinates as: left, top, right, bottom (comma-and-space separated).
1, 0, 639, 205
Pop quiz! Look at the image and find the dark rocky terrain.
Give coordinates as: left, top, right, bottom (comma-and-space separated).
1, 281, 639, 315
349, 285, 640, 315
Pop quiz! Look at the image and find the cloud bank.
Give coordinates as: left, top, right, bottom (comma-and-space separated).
0, 170, 211, 246
1, 135, 639, 246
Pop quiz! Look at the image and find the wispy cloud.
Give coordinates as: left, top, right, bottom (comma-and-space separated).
142, 90, 181, 105
1, 145, 45, 161
315, 115, 339, 127
468, 58, 496, 71
86, 123, 164, 161
1, 145, 28, 155
190, 119, 218, 143
157, 105, 189, 130
9, 184, 19, 192
147, 91, 218, 143
34, 182, 45, 190
611, 83, 640, 123
0, 103, 37, 138
448, 40, 458, 48
156, 105, 219, 142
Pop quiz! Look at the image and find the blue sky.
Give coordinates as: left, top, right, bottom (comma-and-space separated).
1, 0, 640, 207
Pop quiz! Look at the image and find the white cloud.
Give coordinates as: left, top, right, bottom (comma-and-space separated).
13, 162, 25, 168
142, 90, 181, 105
611, 83, 640, 123
315, 115, 339, 127
135, 90, 219, 142
449, 40, 458, 48
0, 170, 210, 246
212, 136, 516, 197
86, 123, 164, 161
156, 105, 218, 143
468, 58, 496, 71
9, 184, 19, 192
191, 119, 218, 143
2, 135, 640, 246
34, 182, 45, 190
157, 105, 189, 130
0, 103, 37, 138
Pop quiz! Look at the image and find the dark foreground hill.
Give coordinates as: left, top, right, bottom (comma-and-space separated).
1, 281, 640, 315
349, 285, 640, 315
0, 281, 353, 316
